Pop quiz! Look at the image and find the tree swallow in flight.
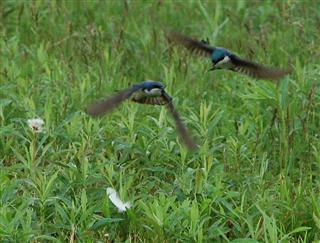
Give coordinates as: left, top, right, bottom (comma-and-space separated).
86, 80, 197, 150
166, 31, 290, 80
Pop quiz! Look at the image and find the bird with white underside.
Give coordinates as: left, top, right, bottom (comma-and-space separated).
166, 31, 290, 81
86, 80, 197, 150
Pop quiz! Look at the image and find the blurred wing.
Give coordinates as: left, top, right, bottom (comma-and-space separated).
163, 92, 197, 151
132, 95, 169, 105
230, 54, 289, 80
86, 86, 139, 117
166, 31, 215, 57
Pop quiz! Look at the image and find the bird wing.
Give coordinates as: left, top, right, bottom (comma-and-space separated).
131, 95, 169, 105
166, 31, 215, 57
162, 92, 197, 150
229, 54, 289, 80
86, 85, 140, 117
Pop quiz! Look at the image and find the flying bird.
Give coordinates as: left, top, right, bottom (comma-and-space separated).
166, 31, 290, 80
86, 80, 197, 150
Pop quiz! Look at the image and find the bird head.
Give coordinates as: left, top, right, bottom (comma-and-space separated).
141, 80, 165, 95
210, 48, 231, 71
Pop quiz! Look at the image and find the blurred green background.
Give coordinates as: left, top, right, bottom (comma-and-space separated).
1, 0, 320, 242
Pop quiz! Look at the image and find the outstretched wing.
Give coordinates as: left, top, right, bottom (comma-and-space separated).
162, 92, 197, 150
230, 54, 290, 80
166, 31, 215, 57
86, 86, 140, 117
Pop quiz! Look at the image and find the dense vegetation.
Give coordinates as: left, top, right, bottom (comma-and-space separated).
1, 1, 320, 242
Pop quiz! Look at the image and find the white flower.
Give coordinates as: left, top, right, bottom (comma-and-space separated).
106, 187, 131, 213
27, 118, 45, 133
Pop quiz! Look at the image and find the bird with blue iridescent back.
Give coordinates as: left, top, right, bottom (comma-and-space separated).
86, 80, 197, 150
166, 31, 290, 81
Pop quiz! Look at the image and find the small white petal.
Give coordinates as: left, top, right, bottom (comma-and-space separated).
106, 187, 131, 213
27, 118, 45, 133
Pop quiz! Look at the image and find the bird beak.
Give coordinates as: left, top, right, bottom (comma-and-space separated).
208, 65, 216, 72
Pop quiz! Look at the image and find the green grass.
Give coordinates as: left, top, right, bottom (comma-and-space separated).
1, 0, 320, 242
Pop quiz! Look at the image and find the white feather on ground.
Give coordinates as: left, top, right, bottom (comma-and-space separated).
106, 187, 131, 213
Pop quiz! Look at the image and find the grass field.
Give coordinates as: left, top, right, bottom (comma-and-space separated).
1, 1, 320, 242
